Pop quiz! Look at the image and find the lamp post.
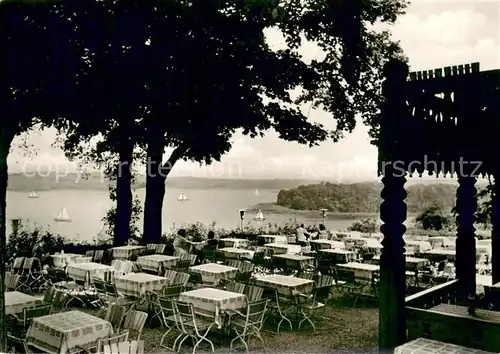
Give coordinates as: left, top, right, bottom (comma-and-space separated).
239, 209, 246, 230
11, 218, 20, 236
320, 209, 328, 225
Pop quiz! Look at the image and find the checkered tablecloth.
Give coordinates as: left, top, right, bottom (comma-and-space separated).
258, 235, 287, 244
137, 255, 179, 272
310, 240, 345, 250
217, 248, 254, 260
255, 275, 314, 295
66, 263, 114, 283
189, 263, 238, 286
337, 262, 379, 281
112, 246, 146, 260
319, 249, 357, 263
26, 310, 113, 354
115, 273, 169, 297
52, 254, 88, 269
265, 243, 301, 255
395, 338, 492, 354
273, 254, 314, 270
179, 288, 247, 328
219, 238, 248, 249
5, 291, 42, 315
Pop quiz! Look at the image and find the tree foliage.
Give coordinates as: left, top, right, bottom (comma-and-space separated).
415, 206, 452, 231
348, 218, 378, 234
277, 182, 457, 213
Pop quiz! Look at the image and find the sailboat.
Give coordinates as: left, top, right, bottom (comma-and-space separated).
54, 207, 72, 222
177, 193, 189, 202
254, 189, 260, 196
253, 209, 265, 221
28, 190, 39, 199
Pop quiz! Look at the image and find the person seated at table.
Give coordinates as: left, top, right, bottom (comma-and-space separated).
197, 231, 218, 263
316, 224, 331, 240
296, 224, 311, 246
173, 229, 190, 255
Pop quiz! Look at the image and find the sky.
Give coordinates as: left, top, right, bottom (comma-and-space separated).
8, 0, 500, 181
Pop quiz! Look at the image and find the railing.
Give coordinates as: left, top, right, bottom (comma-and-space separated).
405, 279, 500, 352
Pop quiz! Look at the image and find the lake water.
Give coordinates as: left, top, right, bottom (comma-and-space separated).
6, 188, 369, 242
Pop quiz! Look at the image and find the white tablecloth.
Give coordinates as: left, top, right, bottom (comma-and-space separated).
115, 273, 169, 297
26, 311, 113, 354
137, 255, 179, 272
66, 263, 114, 283
5, 291, 42, 315
189, 263, 238, 286
112, 246, 146, 260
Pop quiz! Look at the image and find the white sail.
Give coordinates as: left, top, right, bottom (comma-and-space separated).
254, 189, 260, 196
254, 209, 265, 221
177, 193, 189, 201
28, 190, 39, 198
54, 207, 72, 222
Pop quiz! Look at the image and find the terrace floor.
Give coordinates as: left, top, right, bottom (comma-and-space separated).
85, 298, 379, 353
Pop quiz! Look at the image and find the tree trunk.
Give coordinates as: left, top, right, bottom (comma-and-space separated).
143, 145, 184, 244
0, 128, 14, 352
113, 140, 134, 246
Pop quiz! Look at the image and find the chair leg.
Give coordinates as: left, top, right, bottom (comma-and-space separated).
298, 310, 315, 332
230, 328, 249, 353
193, 326, 215, 354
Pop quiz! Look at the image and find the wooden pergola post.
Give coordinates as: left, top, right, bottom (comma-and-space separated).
378, 60, 408, 351
491, 175, 500, 285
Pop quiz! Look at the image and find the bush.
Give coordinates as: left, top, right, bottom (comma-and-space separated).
348, 218, 378, 233
6, 220, 111, 264
415, 206, 452, 231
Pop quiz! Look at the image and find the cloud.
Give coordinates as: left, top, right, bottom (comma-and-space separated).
8, 2, 500, 180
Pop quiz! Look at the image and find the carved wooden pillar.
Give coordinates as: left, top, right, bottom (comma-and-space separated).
378, 59, 408, 351
491, 176, 500, 285
455, 175, 477, 298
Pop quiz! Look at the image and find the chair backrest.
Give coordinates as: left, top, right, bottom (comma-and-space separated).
22, 304, 52, 325
173, 301, 197, 332
226, 260, 241, 269
173, 272, 190, 287
180, 253, 197, 266
244, 285, 264, 302
100, 340, 144, 354
243, 299, 268, 330
239, 262, 254, 274
122, 310, 148, 340
162, 284, 183, 297
104, 282, 119, 297
226, 281, 245, 294
6, 273, 21, 290
96, 331, 130, 353
52, 289, 69, 310
155, 244, 166, 254
43, 286, 56, 304
94, 250, 105, 262
94, 279, 107, 294
175, 260, 190, 271
164, 269, 177, 282
105, 304, 126, 331
146, 244, 156, 252
12, 257, 25, 274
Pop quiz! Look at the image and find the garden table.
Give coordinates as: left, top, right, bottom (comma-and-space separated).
5, 291, 42, 315
52, 254, 88, 269
26, 310, 113, 354
218, 238, 248, 248
255, 275, 314, 296
395, 338, 493, 354
217, 248, 254, 260
189, 263, 238, 286
112, 245, 146, 260
179, 288, 247, 328
137, 254, 179, 272
318, 249, 357, 263
370, 256, 429, 271
273, 254, 314, 271
66, 262, 114, 283
258, 235, 287, 244
421, 249, 456, 262
265, 243, 301, 255
310, 240, 345, 250
337, 262, 379, 282
115, 272, 169, 297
